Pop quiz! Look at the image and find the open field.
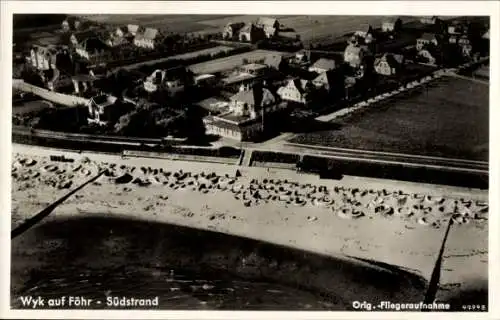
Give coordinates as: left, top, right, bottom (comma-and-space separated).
291, 76, 489, 162
188, 49, 288, 74
202, 15, 418, 43
77, 14, 239, 34
78, 15, 421, 41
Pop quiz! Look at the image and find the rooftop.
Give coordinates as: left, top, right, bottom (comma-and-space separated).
197, 97, 230, 113
222, 73, 256, 85
310, 58, 336, 71
257, 17, 278, 27
91, 94, 117, 107
217, 112, 253, 124
420, 33, 437, 41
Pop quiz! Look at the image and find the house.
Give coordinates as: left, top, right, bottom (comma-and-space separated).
256, 17, 280, 38
374, 53, 404, 76
239, 63, 268, 76
229, 85, 276, 118
291, 50, 310, 65
449, 35, 459, 44
61, 19, 71, 32
416, 33, 439, 50
134, 28, 161, 49
382, 18, 402, 32
127, 24, 140, 36
238, 23, 253, 42
29, 45, 58, 71
103, 27, 128, 47
312, 71, 336, 92
223, 22, 245, 40
194, 74, 217, 87
448, 21, 468, 35
264, 54, 286, 71
238, 23, 266, 43
420, 16, 439, 25
277, 78, 311, 104
344, 44, 369, 68
482, 29, 489, 40
418, 49, 437, 65
203, 85, 285, 141
457, 35, 471, 47
87, 94, 118, 125
62, 17, 89, 32
70, 30, 100, 47
458, 36, 473, 57
143, 68, 185, 94
308, 58, 336, 74
196, 97, 230, 114
74, 37, 110, 61
221, 64, 272, 90
352, 26, 375, 44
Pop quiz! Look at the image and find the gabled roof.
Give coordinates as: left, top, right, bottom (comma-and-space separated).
80, 37, 109, 52
143, 28, 159, 40
264, 54, 283, 70
383, 17, 400, 24
240, 23, 253, 33
376, 53, 404, 68
313, 70, 336, 86
290, 78, 310, 94
345, 43, 366, 56
257, 17, 278, 27
226, 22, 245, 32
72, 30, 99, 43
91, 94, 117, 107
482, 29, 489, 39
420, 33, 437, 41
310, 58, 336, 71
230, 86, 275, 110
127, 24, 140, 34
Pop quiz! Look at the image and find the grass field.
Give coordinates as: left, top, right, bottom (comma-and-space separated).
79, 15, 420, 41
290, 76, 489, 162
188, 49, 288, 74
78, 14, 239, 34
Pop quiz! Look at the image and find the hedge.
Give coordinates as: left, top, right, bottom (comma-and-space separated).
252, 151, 300, 164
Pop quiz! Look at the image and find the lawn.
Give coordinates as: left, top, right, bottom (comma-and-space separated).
12, 100, 53, 116
290, 76, 489, 162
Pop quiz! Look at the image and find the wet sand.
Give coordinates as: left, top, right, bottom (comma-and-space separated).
11, 144, 488, 309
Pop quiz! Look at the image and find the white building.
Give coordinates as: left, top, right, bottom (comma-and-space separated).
87, 94, 118, 125
134, 28, 160, 49
308, 58, 336, 74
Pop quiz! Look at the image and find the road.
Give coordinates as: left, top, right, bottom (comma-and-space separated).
12, 124, 488, 175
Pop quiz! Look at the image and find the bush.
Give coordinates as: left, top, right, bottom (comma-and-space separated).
252, 151, 300, 164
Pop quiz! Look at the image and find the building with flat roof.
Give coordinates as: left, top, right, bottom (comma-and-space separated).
203, 85, 287, 141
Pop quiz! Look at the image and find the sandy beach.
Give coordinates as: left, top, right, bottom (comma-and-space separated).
11, 144, 488, 306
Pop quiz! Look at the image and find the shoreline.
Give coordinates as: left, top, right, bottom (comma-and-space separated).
11, 143, 488, 304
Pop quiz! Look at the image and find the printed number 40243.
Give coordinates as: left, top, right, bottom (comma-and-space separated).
462, 304, 487, 311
